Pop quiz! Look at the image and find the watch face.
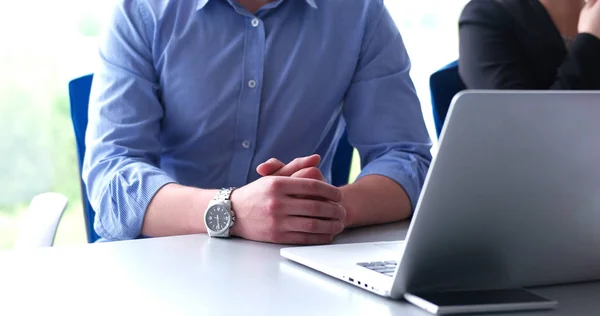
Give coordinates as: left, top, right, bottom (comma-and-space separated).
205, 204, 231, 232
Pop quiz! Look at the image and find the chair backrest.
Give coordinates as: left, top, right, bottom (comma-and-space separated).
429, 60, 466, 138
68, 74, 354, 242
68, 74, 100, 243
331, 131, 353, 187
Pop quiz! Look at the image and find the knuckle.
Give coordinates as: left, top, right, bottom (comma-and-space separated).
306, 180, 320, 193
334, 188, 342, 202
306, 166, 320, 174
290, 169, 305, 178
268, 177, 284, 192
303, 219, 318, 232
306, 200, 321, 214
337, 204, 347, 219
264, 198, 282, 215
305, 167, 322, 179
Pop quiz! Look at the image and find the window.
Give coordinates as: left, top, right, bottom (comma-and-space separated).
386, 0, 469, 143
350, 0, 469, 179
0, 0, 469, 248
0, 0, 114, 248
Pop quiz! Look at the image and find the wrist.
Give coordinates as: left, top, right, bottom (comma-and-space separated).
187, 187, 217, 234
339, 185, 355, 228
228, 189, 241, 237
579, 31, 600, 40
204, 188, 236, 237
195, 189, 217, 232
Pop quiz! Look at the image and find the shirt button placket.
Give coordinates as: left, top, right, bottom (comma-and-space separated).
228, 15, 265, 186
244, 18, 259, 152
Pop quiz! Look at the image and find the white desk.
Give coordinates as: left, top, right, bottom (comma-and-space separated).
0, 222, 598, 316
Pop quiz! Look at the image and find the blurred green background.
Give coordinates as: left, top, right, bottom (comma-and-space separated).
0, 0, 467, 249
0, 1, 111, 248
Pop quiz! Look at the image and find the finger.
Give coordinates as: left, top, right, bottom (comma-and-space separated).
272, 154, 321, 177
290, 167, 327, 200
271, 177, 342, 202
277, 232, 334, 245
291, 167, 326, 182
282, 216, 344, 235
257, 158, 285, 176
283, 197, 346, 220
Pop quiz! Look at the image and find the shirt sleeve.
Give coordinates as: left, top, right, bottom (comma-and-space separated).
83, 0, 176, 241
342, 1, 433, 210
458, 0, 600, 90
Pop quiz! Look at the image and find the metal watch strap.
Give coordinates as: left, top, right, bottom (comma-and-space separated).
213, 187, 235, 202
209, 187, 236, 238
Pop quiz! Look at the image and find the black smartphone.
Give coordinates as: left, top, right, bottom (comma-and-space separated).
404, 289, 557, 315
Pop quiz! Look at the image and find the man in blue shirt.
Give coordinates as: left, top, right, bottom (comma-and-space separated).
83, 0, 432, 243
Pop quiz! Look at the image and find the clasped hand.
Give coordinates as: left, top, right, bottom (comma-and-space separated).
229, 155, 347, 245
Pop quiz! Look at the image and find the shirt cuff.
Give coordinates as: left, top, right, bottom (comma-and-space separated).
571, 33, 600, 89
94, 172, 176, 241
356, 157, 428, 212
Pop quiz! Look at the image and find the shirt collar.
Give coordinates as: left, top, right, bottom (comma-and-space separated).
197, 0, 317, 11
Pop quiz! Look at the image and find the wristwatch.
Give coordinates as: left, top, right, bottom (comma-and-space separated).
204, 187, 236, 237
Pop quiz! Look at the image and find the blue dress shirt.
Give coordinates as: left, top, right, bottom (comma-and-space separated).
83, 0, 432, 241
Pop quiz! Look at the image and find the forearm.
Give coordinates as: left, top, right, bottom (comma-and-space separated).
340, 175, 411, 228
552, 33, 600, 90
142, 184, 217, 237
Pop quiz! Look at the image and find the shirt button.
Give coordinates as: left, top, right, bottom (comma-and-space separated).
242, 140, 251, 149
248, 80, 257, 88
251, 18, 260, 27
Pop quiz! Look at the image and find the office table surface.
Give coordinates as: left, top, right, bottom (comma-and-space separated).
0, 222, 598, 316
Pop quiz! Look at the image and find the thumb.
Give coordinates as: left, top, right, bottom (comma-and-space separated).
258, 154, 321, 177
256, 158, 286, 176
291, 167, 326, 182
272, 154, 321, 177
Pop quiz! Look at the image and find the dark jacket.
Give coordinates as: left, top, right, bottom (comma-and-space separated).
459, 0, 600, 90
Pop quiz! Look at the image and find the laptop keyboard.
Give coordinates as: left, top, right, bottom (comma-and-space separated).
357, 261, 398, 277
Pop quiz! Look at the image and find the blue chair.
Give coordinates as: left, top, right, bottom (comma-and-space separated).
429, 60, 466, 138
69, 74, 100, 243
68, 74, 355, 242
331, 131, 353, 187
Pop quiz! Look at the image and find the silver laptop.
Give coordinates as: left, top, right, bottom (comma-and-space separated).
281, 91, 600, 299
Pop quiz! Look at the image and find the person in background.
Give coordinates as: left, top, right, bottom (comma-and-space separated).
459, 0, 600, 89
83, 0, 432, 244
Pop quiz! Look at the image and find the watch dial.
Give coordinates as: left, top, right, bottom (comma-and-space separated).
206, 205, 230, 232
